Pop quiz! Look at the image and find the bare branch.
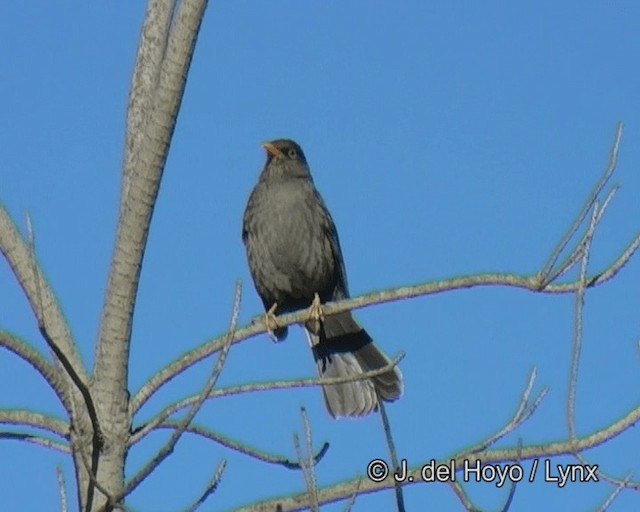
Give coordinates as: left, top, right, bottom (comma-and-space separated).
0, 409, 68, 439
86, 3, 210, 508
544, 184, 619, 285
0, 205, 83, 406
122, 0, 173, 185
181, 459, 227, 512
0, 432, 69, 453
0, 330, 67, 405
235, 402, 640, 511
23, 214, 102, 455
132, 220, 639, 415
567, 203, 598, 440
0, 407, 70, 456
123, 279, 240, 497
575, 451, 640, 490
342, 478, 361, 512
94, 0, 208, 389
34, 315, 101, 448
540, 122, 622, 279
145, 421, 329, 469
596, 473, 633, 512
293, 408, 319, 512
67, 390, 118, 511
596, 184, 621, 224
132, 354, 404, 443
469, 368, 548, 453
56, 466, 68, 512
448, 481, 482, 512
497, 479, 517, 512
378, 401, 404, 512
9, 213, 103, 509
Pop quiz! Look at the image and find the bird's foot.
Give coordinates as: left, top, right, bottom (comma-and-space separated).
306, 293, 324, 335
264, 302, 281, 342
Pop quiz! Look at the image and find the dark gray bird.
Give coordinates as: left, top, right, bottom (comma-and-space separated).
242, 138, 403, 417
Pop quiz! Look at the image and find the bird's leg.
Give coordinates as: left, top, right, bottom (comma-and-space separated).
306, 292, 324, 336
264, 302, 281, 342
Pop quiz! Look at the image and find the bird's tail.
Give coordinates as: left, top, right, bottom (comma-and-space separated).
306, 311, 403, 418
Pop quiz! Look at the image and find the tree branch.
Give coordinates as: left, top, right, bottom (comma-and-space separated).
180, 459, 226, 512
378, 401, 404, 512
94, 0, 208, 392
544, 184, 619, 285
132, 355, 404, 443
139, 421, 329, 469
123, 277, 239, 498
0, 409, 69, 439
448, 480, 482, 512
122, 0, 173, 188
234, 402, 640, 511
56, 466, 68, 512
0, 205, 84, 407
567, 202, 599, 440
292, 408, 319, 512
540, 122, 622, 279
130, 139, 637, 414
71, 2, 210, 509
131, 230, 639, 416
0, 330, 67, 406
595, 472, 634, 510
0, 431, 69, 453
469, 368, 547, 453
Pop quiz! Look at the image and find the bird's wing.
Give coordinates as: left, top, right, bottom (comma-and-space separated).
241, 186, 258, 244
311, 187, 350, 300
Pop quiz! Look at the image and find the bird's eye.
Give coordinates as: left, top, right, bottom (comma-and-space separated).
287, 148, 297, 159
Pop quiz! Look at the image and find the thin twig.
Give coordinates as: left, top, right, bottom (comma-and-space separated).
596, 472, 633, 511
378, 401, 404, 512
0, 205, 82, 409
567, 204, 598, 440
498, 477, 517, 512
131, 354, 405, 444
67, 390, 117, 511
540, 122, 622, 280
0, 331, 67, 405
148, 421, 329, 469
596, 185, 621, 224
24, 214, 106, 511
124, 280, 241, 497
469, 368, 547, 453
545, 184, 619, 285
575, 451, 640, 490
56, 466, 68, 512
342, 479, 361, 512
24, 214, 103, 452
0, 432, 69, 453
131, 228, 640, 416
182, 459, 227, 512
235, 400, 640, 512
293, 408, 319, 512
0, 408, 69, 439
497, 439, 522, 512
448, 481, 482, 512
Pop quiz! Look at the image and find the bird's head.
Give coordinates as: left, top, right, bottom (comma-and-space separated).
261, 138, 311, 180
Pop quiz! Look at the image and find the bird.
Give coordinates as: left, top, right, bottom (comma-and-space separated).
242, 138, 403, 418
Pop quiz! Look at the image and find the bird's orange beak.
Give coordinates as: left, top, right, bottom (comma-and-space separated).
262, 142, 284, 159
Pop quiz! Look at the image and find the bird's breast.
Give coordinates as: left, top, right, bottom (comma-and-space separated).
244, 180, 336, 303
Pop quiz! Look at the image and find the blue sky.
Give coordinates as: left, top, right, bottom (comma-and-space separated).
1, 2, 640, 511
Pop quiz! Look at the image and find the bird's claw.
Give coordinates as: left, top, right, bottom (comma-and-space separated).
264, 302, 281, 342
306, 293, 324, 335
